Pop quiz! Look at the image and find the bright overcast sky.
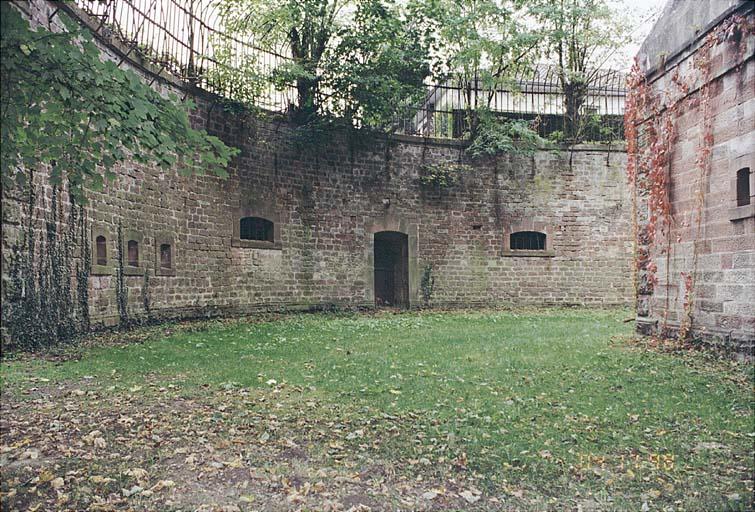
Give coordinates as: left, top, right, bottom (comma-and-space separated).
610, 0, 667, 68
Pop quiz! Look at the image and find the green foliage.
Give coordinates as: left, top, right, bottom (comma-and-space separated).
529, 0, 631, 139
466, 109, 551, 158
547, 130, 566, 143
0, 3, 239, 202
419, 162, 472, 189
3, 310, 753, 510
580, 112, 621, 142
417, 0, 537, 82
203, 42, 265, 106
218, 0, 429, 128
414, 0, 539, 130
328, 0, 430, 130
420, 265, 435, 306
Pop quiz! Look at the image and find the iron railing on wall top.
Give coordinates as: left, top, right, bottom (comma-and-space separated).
71, 0, 626, 141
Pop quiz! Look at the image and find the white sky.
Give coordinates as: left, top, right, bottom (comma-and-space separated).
78, 0, 667, 73
609, 0, 667, 68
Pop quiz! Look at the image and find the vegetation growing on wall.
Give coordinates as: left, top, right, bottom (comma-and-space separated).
466, 109, 551, 159
0, 3, 239, 201
214, 0, 632, 148
419, 162, 471, 189
0, 3, 239, 350
625, 13, 753, 341
2, 182, 90, 351
420, 264, 435, 307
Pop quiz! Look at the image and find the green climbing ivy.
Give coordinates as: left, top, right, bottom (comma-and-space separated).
0, 3, 239, 203
419, 162, 472, 189
420, 264, 435, 307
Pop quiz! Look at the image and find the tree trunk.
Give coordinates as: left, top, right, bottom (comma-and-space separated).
293, 76, 316, 124
563, 79, 587, 140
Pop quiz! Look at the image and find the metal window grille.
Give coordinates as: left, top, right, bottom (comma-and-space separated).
510, 231, 546, 251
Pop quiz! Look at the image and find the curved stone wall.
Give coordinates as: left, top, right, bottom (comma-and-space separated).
1, 0, 633, 334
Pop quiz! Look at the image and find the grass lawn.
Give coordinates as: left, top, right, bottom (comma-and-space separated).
1, 308, 752, 511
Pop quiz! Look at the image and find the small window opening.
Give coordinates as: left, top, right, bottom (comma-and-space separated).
240, 217, 274, 242
736, 168, 750, 206
127, 240, 139, 267
95, 235, 107, 266
160, 243, 172, 269
472, 224, 483, 230
510, 231, 546, 250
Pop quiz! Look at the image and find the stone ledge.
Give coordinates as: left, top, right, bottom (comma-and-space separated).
90, 264, 113, 276
390, 133, 625, 152
231, 239, 283, 250
154, 266, 176, 277
122, 266, 145, 276
501, 249, 556, 258
729, 203, 755, 222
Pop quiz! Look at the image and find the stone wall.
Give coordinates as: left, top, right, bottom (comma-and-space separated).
633, 1, 755, 347
1, 1, 633, 340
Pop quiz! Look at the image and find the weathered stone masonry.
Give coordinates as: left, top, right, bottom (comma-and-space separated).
1, 0, 633, 336
633, 0, 754, 347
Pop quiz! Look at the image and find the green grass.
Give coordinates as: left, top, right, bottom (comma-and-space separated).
2, 308, 752, 511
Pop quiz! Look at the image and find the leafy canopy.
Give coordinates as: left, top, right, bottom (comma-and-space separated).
218, 0, 430, 128
530, 0, 631, 138
417, 0, 538, 91
0, 3, 239, 202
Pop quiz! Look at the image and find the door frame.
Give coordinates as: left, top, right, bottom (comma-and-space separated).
365, 215, 418, 308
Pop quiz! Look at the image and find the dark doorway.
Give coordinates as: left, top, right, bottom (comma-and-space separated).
374, 231, 409, 308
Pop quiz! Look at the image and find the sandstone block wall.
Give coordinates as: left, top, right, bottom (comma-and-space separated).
1, 0, 633, 338
634, 1, 755, 346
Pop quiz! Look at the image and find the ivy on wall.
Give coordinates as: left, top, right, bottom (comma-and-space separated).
419, 162, 472, 189
0, 3, 240, 351
0, 3, 239, 201
3, 181, 90, 351
625, 13, 753, 341
420, 264, 435, 307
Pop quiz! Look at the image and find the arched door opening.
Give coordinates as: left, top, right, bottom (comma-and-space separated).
374, 231, 409, 308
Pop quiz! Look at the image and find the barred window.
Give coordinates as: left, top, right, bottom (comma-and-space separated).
510, 231, 546, 251
240, 217, 274, 242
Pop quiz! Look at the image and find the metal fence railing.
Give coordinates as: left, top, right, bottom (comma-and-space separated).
392, 67, 626, 141
72, 0, 295, 112
70, 0, 626, 141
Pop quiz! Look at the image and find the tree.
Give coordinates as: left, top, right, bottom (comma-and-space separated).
529, 0, 631, 139
218, 0, 429, 128
0, 3, 238, 202
413, 0, 539, 137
